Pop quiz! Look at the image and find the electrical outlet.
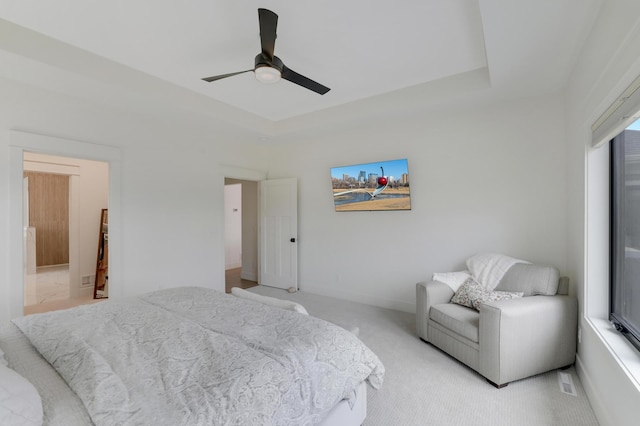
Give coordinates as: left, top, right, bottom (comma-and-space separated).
81, 275, 95, 287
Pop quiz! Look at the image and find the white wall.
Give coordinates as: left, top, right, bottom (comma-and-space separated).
268, 94, 568, 312
565, 1, 640, 424
0, 77, 270, 322
224, 183, 242, 269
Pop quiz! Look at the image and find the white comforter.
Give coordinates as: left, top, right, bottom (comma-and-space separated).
13, 287, 384, 426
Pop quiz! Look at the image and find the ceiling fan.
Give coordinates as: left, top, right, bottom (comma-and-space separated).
202, 8, 330, 95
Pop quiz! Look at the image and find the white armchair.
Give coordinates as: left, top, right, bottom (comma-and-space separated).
416, 263, 578, 387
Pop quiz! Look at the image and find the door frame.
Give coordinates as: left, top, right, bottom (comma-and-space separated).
8, 130, 122, 319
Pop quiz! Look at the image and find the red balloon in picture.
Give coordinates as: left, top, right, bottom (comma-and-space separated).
378, 176, 388, 186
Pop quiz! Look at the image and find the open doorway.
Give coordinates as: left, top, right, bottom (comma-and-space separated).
224, 178, 258, 293
23, 171, 70, 306
8, 130, 122, 320
23, 152, 109, 315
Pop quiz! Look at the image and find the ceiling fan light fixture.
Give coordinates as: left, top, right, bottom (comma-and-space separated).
255, 66, 281, 84
201, 9, 330, 94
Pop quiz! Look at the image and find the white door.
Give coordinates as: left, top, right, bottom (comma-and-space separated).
259, 178, 298, 290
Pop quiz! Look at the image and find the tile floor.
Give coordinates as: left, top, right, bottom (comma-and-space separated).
23, 265, 101, 315
24, 264, 70, 305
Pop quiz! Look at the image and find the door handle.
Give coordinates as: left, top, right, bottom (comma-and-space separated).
290, 238, 296, 243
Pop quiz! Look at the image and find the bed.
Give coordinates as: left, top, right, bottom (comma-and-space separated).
0, 287, 384, 426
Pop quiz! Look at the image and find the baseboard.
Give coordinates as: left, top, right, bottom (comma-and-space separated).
240, 270, 257, 282
300, 283, 415, 313
77, 285, 94, 299
575, 354, 610, 426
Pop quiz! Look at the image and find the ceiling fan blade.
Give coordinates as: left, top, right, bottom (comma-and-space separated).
281, 65, 330, 95
201, 69, 253, 82
258, 8, 278, 61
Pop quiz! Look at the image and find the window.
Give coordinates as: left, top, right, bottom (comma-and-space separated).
610, 120, 640, 352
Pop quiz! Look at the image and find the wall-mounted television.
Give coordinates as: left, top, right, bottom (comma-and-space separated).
330, 159, 411, 212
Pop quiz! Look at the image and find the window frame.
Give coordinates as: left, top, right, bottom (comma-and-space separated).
610, 130, 640, 352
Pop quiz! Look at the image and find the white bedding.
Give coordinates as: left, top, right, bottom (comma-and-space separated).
0, 323, 93, 426
0, 361, 43, 426
11, 287, 384, 426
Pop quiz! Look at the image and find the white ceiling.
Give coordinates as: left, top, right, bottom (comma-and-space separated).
0, 0, 603, 135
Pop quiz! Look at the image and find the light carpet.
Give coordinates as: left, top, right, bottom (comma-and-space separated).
248, 285, 599, 426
